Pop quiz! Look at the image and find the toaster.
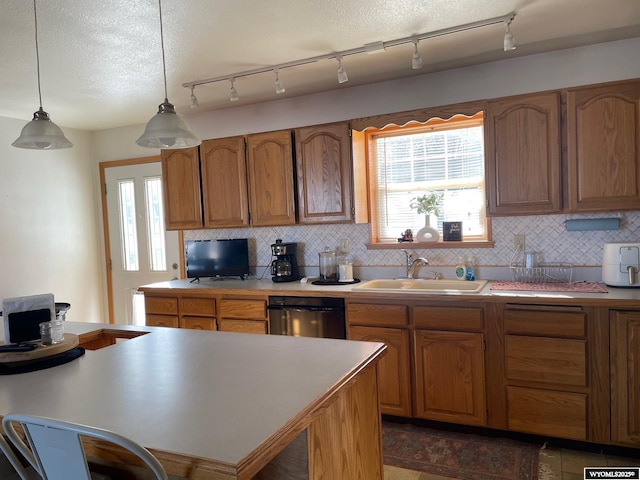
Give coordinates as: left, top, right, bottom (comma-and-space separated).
602, 242, 640, 287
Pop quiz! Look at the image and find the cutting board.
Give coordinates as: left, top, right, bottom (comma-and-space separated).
0, 333, 79, 363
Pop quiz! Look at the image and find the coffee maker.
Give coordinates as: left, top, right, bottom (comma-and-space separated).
270, 239, 300, 282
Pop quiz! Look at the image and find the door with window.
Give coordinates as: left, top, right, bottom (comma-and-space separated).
105, 162, 180, 325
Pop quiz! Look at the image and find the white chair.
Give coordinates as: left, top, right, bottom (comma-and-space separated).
1, 413, 169, 480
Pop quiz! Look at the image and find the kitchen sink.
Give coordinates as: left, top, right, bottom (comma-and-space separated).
353, 278, 488, 294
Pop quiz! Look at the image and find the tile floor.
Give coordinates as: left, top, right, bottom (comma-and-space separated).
383, 445, 640, 480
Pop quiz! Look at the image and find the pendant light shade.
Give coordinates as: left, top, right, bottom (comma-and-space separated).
12, 0, 73, 150
136, 0, 200, 149
12, 107, 73, 150
136, 99, 201, 148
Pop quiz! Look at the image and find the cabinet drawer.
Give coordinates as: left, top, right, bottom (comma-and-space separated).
506, 336, 587, 387
347, 303, 408, 327
507, 386, 587, 441
145, 296, 178, 315
179, 297, 216, 316
413, 306, 483, 331
219, 299, 267, 319
146, 314, 178, 328
219, 319, 268, 334
181, 316, 216, 330
504, 310, 586, 337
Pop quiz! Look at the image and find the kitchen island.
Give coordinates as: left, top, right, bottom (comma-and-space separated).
0, 322, 387, 479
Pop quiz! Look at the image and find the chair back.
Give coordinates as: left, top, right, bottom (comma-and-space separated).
2, 414, 168, 480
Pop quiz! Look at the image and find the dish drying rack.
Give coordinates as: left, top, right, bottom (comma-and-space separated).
509, 247, 573, 283
509, 263, 574, 283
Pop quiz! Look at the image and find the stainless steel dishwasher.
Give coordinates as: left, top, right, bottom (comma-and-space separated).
267, 296, 346, 339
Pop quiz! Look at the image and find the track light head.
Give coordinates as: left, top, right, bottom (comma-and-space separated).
229, 78, 239, 102
503, 20, 516, 51
411, 40, 423, 70
337, 56, 349, 84
274, 69, 285, 94
189, 86, 199, 108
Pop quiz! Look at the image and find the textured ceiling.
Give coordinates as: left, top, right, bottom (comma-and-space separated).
0, 0, 639, 131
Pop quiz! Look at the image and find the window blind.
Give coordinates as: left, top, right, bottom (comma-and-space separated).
373, 125, 486, 242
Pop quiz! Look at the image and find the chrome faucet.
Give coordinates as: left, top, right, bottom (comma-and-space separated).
402, 250, 429, 278
408, 257, 429, 278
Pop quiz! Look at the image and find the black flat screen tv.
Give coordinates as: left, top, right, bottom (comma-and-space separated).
186, 239, 250, 281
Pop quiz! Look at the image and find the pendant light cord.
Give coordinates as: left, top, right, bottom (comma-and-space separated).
33, 0, 43, 109
158, 0, 168, 100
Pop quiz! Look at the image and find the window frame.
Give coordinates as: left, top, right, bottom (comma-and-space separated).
362, 112, 494, 249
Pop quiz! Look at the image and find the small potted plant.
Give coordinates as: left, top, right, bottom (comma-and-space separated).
409, 191, 443, 242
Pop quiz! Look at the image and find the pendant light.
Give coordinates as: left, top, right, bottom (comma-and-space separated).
136, 0, 201, 149
12, 0, 73, 150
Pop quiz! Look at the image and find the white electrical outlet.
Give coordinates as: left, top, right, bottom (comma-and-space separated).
514, 234, 525, 251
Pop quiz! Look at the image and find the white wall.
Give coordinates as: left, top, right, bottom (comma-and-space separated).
92, 38, 640, 285
0, 117, 103, 323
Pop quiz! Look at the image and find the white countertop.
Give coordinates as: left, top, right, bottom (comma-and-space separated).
139, 278, 640, 305
0, 323, 385, 474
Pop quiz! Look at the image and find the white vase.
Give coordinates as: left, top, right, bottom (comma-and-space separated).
416, 215, 440, 242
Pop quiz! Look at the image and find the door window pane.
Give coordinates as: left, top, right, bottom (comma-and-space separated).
118, 180, 139, 271
145, 177, 166, 271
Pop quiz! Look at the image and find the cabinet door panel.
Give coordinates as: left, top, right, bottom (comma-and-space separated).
145, 296, 178, 315
161, 147, 203, 229
179, 297, 216, 316
567, 80, 640, 211
295, 122, 353, 223
506, 336, 587, 387
181, 317, 216, 330
146, 314, 179, 328
347, 303, 408, 327
349, 326, 411, 417
219, 319, 268, 334
414, 330, 486, 426
485, 92, 562, 215
219, 299, 267, 319
246, 130, 296, 226
200, 137, 250, 228
507, 386, 587, 440
611, 311, 640, 446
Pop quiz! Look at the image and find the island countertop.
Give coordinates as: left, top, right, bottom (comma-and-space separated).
0, 322, 387, 479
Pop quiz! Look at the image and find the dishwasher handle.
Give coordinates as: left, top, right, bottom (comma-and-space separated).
267, 305, 344, 313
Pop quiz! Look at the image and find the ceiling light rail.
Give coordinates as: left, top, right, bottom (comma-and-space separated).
183, 12, 515, 101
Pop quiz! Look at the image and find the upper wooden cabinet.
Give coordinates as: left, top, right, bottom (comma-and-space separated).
567, 79, 640, 212
295, 122, 353, 224
161, 147, 203, 230
200, 137, 250, 228
485, 92, 562, 215
246, 130, 297, 227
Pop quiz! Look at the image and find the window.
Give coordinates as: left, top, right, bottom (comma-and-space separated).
366, 112, 490, 245
118, 180, 139, 271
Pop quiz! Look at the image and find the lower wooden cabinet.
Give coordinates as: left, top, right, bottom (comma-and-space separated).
218, 297, 268, 335
611, 310, 640, 447
349, 325, 411, 417
144, 293, 216, 330
414, 330, 486, 426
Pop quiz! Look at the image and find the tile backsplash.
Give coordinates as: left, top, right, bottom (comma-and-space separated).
184, 211, 640, 281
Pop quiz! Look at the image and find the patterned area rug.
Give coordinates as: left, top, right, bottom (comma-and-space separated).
383, 422, 540, 480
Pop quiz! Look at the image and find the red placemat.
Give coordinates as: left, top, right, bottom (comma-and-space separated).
490, 281, 608, 293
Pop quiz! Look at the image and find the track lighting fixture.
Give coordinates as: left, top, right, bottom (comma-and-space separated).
274, 69, 285, 94
136, 0, 200, 149
337, 56, 349, 84
189, 86, 199, 108
183, 12, 516, 103
12, 0, 73, 150
412, 40, 423, 70
229, 78, 239, 102
503, 20, 516, 51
